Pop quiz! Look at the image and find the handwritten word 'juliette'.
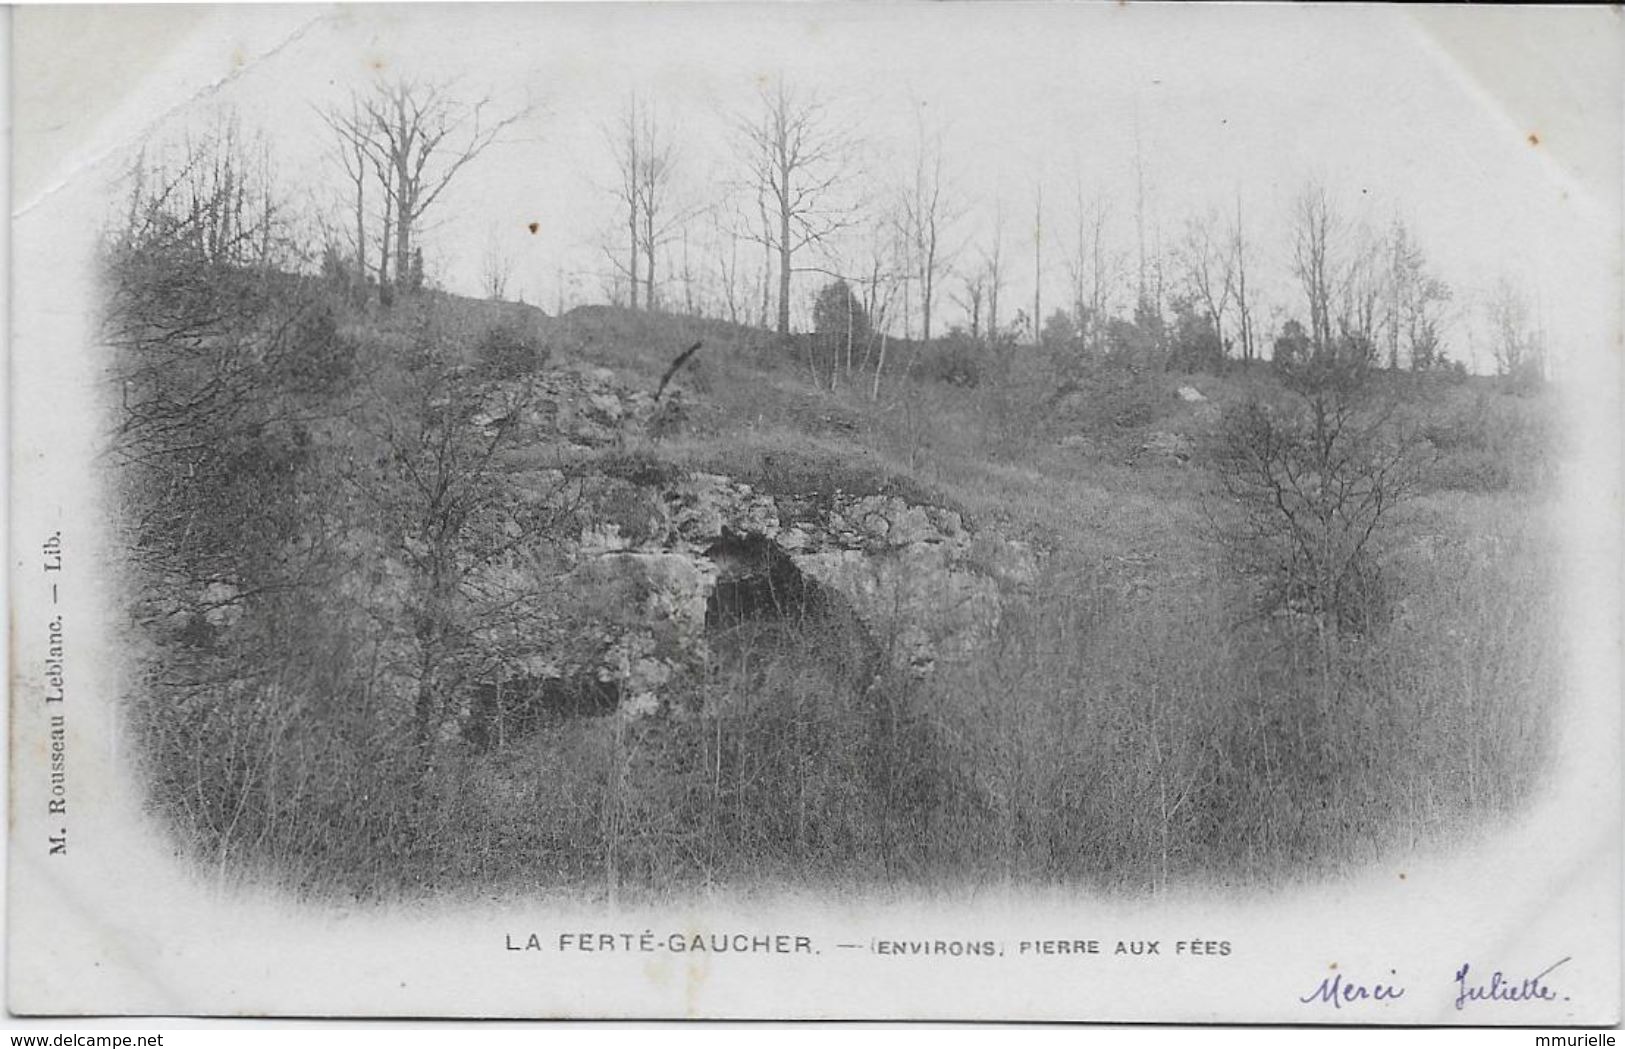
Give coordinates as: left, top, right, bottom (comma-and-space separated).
1454, 957, 1570, 1010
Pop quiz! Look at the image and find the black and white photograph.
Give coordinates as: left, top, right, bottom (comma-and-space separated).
7, 2, 1621, 1025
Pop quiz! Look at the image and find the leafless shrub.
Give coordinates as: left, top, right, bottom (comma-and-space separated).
1208, 360, 1429, 639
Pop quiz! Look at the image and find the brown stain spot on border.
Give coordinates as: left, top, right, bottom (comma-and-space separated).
1527, 132, 1541, 147
528, 222, 540, 235
681, 922, 710, 1018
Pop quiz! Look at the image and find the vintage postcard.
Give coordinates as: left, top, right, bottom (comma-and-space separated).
8, 3, 1621, 1023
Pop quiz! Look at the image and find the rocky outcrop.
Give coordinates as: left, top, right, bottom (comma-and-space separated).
458, 366, 1040, 744
669, 478, 1038, 675
550, 475, 1034, 698
472, 364, 681, 448
464, 475, 1039, 741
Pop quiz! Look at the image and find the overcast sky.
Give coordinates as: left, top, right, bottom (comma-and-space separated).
39, 3, 1622, 373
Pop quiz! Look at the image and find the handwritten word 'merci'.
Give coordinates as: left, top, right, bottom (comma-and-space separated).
1299, 971, 1407, 1009
1454, 958, 1570, 1010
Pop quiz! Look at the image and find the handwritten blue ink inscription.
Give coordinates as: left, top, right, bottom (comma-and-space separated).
1299, 970, 1407, 1009
1454, 957, 1571, 1010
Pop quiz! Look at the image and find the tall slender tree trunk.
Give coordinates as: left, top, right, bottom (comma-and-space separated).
777, 192, 793, 334
1234, 195, 1254, 364
645, 228, 657, 312
761, 242, 772, 329
628, 95, 640, 311
682, 229, 696, 316
921, 245, 935, 344
628, 221, 640, 311
395, 161, 414, 294
903, 273, 913, 341
1236, 262, 1252, 363
1033, 186, 1043, 345
988, 280, 1000, 346
378, 206, 394, 304
845, 293, 854, 377
872, 330, 887, 401
353, 169, 367, 289
1388, 236, 1402, 370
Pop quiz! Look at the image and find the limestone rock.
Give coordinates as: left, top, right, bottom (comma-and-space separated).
465, 365, 1045, 727
474, 364, 658, 448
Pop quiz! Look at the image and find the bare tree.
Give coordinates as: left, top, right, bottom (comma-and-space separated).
1486, 275, 1543, 382
129, 111, 283, 269
984, 199, 1006, 343
1383, 219, 1406, 372
1174, 209, 1234, 360
1335, 224, 1386, 362
481, 225, 512, 301
636, 102, 687, 311
1149, 212, 1168, 330
606, 94, 642, 310
868, 248, 906, 401
1133, 121, 1151, 309
676, 226, 700, 316
951, 271, 985, 341
736, 76, 855, 334
1288, 183, 1385, 365
607, 93, 688, 311
901, 110, 960, 344
1228, 194, 1257, 365
710, 202, 746, 325
110, 118, 312, 558
350, 77, 523, 296
1211, 372, 1426, 660
373, 142, 395, 293
1068, 182, 1089, 340
1292, 182, 1339, 354
755, 176, 774, 328
319, 94, 372, 289
1384, 218, 1452, 371
1032, 183, 1043, 345
359, 361, 571, 784
853, 211, 907, 399
1070, 189, 1116, 354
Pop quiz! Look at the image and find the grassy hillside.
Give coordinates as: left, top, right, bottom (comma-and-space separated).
110, 264, 1561, 900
